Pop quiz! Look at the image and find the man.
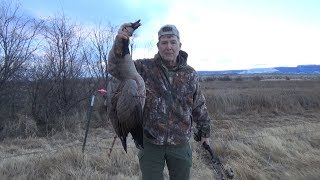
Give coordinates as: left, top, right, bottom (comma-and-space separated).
108, 22, 211, 180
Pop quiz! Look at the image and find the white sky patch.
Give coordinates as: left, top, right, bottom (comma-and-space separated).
132, 0, 320, 70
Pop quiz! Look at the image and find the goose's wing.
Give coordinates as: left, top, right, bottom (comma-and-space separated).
109, 89, 130, 152
116, 79, 141, 124
109, 79, 145, 152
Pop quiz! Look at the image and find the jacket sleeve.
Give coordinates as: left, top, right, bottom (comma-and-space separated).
192, 77, 211, 138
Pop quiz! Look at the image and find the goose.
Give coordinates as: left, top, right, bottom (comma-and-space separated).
107, 20, 145, 152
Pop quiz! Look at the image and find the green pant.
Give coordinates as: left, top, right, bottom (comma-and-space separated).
138, 140, 192, 180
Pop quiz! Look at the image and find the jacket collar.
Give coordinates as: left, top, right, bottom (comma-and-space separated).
154, 50, 188, 71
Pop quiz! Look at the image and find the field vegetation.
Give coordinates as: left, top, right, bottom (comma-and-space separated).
1, 76, 320, 180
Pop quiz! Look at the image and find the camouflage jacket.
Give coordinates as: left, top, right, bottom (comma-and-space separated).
108, 41, 211, 145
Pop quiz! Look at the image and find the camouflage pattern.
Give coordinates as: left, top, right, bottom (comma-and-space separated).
109, 46, 211, 145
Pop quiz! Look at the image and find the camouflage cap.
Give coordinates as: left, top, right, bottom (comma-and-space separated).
158, 24, 180, 39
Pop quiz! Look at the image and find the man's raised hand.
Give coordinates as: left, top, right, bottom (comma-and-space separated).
117, 20, 141, 40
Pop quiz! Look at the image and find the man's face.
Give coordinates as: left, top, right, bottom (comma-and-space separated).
157, 35, 181, 63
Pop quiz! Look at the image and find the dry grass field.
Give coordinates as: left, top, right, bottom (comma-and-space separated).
0, 78, 320, 180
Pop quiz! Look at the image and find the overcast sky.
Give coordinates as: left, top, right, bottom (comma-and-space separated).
19, 0, 320, 71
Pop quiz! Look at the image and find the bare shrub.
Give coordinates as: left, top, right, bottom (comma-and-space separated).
218, 75, 232, 81
200, 75, 216, 82
0, 0, 42, 135
234, 76, 243, 81
27, 14, 95, 135
252, 76, 262, 81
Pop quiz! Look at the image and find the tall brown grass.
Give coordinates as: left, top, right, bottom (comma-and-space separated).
0, 79, 320, 179
203, 80, 320, 118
